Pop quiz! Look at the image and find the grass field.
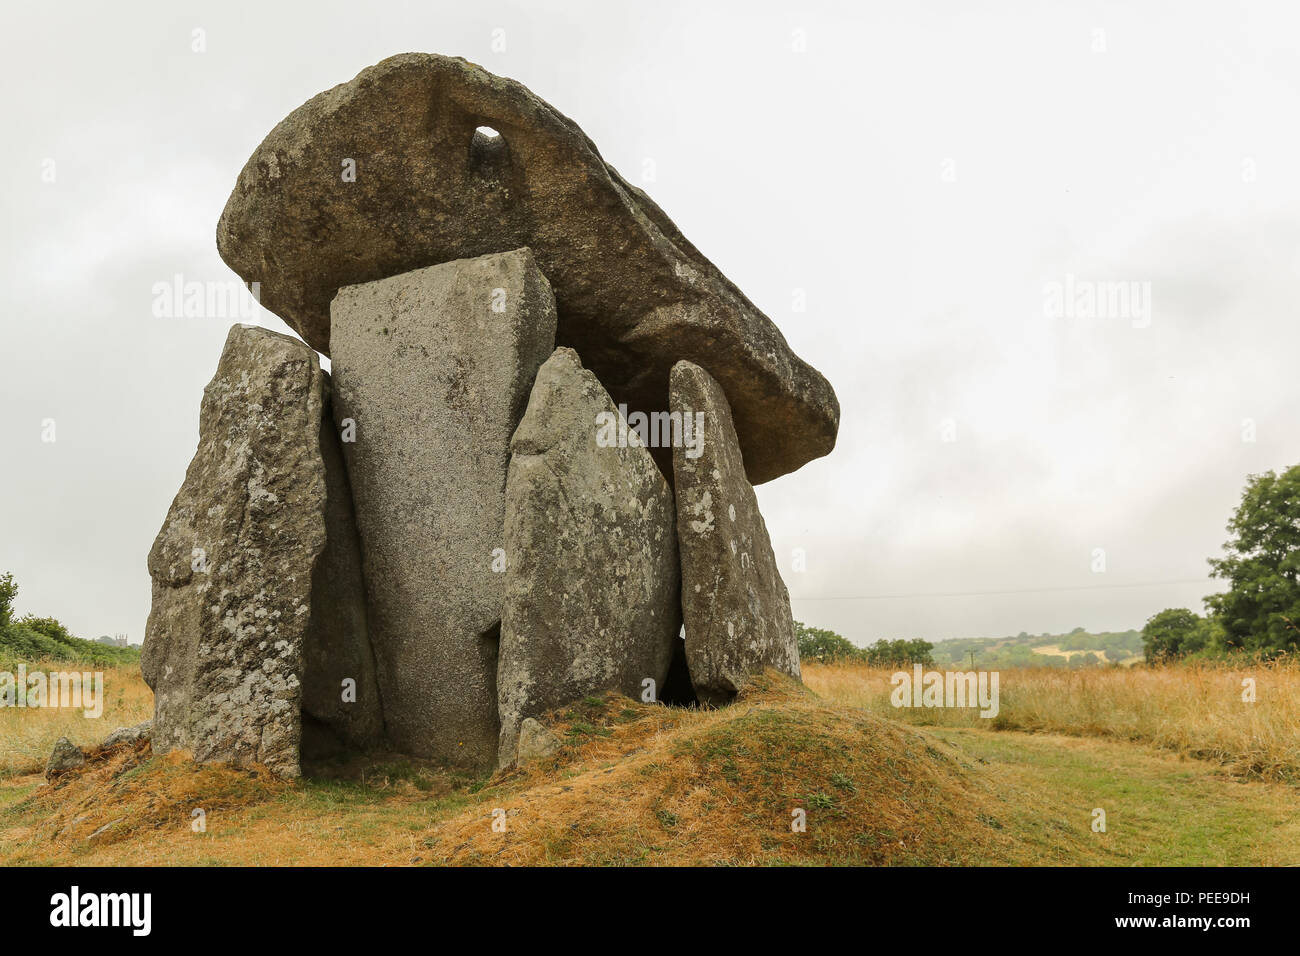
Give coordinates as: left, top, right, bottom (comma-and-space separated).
804, 660, 1300, 783
0, 662, 152, 778
1, 660, 1296, 865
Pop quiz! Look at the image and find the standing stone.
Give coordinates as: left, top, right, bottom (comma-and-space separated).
300, 375, 386, 758
330, 249, 557, 769
142, 325, 381, 778
670, 360, 800, 706
497, 348, 680, 765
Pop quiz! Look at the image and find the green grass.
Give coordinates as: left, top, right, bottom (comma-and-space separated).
930, 728, 1300, 866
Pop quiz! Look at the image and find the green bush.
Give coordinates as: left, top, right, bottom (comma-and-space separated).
1142, 609, 1228, 663
0, 571, 140, 668
793, 624, 934, 668
863, 638, 934, 668
0, 623, 140, 668
794, 621, 863, 663
17, 614, 75, 645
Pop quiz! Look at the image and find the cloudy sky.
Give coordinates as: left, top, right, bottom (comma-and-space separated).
2, 1, 1298, 647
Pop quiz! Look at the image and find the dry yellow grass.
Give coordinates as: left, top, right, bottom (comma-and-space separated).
421, 676, 1055, 865
3, 668, 1298, 866
7, 744, 285, 848
803, 659, 1300, 782
0, 675, 1094, 866
0, 661, 153, 777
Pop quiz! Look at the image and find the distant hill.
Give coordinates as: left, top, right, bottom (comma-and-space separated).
929, 627, 1143, 669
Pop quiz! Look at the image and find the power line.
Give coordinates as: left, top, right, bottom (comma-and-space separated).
789, 577, 1215, 601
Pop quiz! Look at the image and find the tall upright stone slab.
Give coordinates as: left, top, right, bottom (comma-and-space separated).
497, 348, 680, 766
670, 360, 801, 706
300, 375, 387, 758
142, 325, 381, 778
330, 249, 557, 769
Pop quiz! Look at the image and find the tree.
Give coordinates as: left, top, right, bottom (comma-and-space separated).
0, 572, 15, 629
863, 638, 934, 668
794, 621, 862, 663
1142, 608, 1203, 662
1206, 466, 1300, 655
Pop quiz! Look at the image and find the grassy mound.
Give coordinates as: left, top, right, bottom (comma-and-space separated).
422, 674, 1079, 865
6, 743, 285, 855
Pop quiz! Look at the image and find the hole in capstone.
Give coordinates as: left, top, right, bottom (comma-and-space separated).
469, 125, 509, 173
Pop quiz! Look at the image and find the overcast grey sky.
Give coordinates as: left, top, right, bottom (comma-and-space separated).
3, 1, 1298, 647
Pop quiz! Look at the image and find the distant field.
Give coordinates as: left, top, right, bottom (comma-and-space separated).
1030, 645, 1145, 667
1032, 644, 1095, 660
929, 627, 1143, 669
804, 660, 1300, 783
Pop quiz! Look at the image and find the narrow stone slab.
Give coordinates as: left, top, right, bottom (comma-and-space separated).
142, 325, 381, 778
670, 360, 801, 705
330, 249, 557, 769
300, 374, 386, 758
216, 53, 839, 484
497, 348, 680, 765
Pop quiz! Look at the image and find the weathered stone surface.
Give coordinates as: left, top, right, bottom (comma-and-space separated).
330, 249, 557, 769
102, 720, 152, 749
47, 737, 85, 775
217, 53, 838, 484
300, 375, 386, 759
141, 325, 381, 778
497, 347, 680, 765
670, 360, 801, 705
515, 717, 560, 764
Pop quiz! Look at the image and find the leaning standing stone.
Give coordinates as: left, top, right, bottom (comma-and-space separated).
670, 360, 801, 705
141, 325, 381, 778
497, 347, 680, 765
330, 249, 557, 769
